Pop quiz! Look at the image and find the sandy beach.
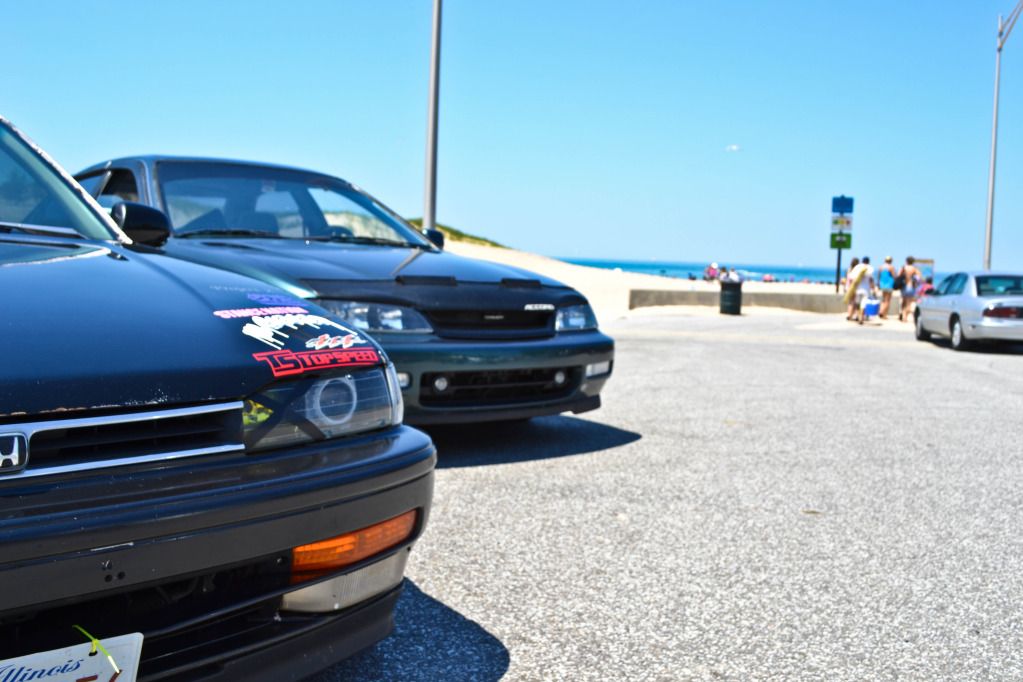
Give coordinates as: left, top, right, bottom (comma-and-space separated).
446, 241, 840, 322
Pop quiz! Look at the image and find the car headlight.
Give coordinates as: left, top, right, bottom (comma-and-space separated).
243, 364, 403, 452
556, 304, 598, 331
314, 300, 433, 333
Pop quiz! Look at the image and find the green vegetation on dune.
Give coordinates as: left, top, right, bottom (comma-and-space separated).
406, 218, 505, 248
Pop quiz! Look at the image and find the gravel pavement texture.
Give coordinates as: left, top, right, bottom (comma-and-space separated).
313, 309, 1023, 681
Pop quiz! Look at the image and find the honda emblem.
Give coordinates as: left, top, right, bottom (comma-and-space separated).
0, 434, 28, 474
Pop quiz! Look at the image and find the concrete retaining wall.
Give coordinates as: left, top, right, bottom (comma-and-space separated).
629, 289, 851, 314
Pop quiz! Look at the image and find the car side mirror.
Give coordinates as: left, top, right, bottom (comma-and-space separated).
111, 202, 171, 247
424, 228, 445, 249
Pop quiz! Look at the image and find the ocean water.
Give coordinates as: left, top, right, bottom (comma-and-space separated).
562, 258, 841, 284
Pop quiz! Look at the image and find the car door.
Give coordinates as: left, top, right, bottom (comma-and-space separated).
939, 273, 968, 334
922, 274, 955, 332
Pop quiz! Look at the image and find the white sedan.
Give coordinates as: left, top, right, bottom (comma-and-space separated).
915, 272, 1023, 350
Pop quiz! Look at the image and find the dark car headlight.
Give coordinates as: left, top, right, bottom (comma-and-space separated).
313, 299, 433, 333
556, 304, 598, 331
243, 363, 404, 452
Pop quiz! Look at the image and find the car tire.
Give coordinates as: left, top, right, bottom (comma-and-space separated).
914, 312, 930, 341
950, 316, 970, 351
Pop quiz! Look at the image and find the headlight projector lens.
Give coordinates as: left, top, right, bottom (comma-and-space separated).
307, 376, 358, 426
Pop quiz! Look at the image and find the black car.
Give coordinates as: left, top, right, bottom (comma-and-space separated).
0, 118, 434, 680
75, 157, 615, 425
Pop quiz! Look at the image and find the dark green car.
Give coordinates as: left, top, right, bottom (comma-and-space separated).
76, 157, 614, 424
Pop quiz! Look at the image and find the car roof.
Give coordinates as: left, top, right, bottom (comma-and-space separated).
962, 271, 1022, 278
77, 155, 348, 183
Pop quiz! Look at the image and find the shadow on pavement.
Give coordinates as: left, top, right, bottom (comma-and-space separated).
424, 415, 642, 468
925, 338, 1023, 355
310, 581, 509, 682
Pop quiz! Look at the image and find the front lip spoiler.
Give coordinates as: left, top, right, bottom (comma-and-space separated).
143, 584, 404, 682
408, 394, 601, 425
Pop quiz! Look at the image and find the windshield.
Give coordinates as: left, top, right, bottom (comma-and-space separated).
0, 122, 115, 240
976, 276, 1023, 297
158, 161, 432, 248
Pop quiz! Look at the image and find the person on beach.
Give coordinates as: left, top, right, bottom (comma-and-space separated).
897, 256, 922, 322
704, 262, 719, 281
877, 256, 897, 319
843, 257, 860, 318
853, 256, 874, 324
843, 257, 874, 324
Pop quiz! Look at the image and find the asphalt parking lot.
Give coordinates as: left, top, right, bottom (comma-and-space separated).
314, 308, 1023, 681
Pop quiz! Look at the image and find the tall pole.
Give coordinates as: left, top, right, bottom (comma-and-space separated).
984, 2, 1023, 270
834, 239, 843, 294
423, 0, 442, 234
984, 16, 1004, 271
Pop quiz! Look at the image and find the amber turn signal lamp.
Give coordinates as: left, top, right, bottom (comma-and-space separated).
291, 510, 417, 582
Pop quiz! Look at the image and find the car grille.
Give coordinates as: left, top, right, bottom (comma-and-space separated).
3, 403, 243, 478
420, 367, 580, 407
425, 309, 554, 340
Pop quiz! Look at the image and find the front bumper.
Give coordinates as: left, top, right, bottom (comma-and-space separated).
0, 425, 435, 680
380, 330, 615, 424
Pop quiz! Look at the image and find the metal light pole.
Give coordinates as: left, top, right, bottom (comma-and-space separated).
423, 0, 443, 234
984, 1, 1022, 270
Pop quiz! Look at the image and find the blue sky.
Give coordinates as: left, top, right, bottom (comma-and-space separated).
6, 1, 1021, 270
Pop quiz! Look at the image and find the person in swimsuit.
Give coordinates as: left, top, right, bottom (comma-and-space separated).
877, 256, 897, 319
898, 256, 922, 322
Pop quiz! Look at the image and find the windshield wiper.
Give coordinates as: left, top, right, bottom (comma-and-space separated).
0, 221, 84, 239
306, 234, 429, 249
178, 228, 284, 239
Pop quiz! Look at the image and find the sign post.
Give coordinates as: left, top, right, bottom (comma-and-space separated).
831, 196, 854, 293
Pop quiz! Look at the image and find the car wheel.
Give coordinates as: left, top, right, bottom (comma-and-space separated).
914, 311, 930, 341
950, 316, 970, 351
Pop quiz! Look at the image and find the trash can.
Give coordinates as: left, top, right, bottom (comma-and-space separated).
719, 280, 742, 315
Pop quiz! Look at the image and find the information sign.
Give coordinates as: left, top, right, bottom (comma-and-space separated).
832, 196, 854, 214
831, 215, 853, 232
831, 233, 852, 249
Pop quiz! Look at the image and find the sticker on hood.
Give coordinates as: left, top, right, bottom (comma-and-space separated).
253, 348, 381, 377
213, 306, 308, 319
239, 312, 367, 350
247, 292, 307, 306
305, 333, 364, 350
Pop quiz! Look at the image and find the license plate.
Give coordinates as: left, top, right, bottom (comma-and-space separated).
0, 633, 143, 682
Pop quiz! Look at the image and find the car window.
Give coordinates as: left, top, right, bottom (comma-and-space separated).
934, 275, 955, 296
307, 187, 400, 241
947, 273, 967, 296
157, 161, 431, 247
160, 176, 230, 231
976, 275, 1023, 296
75, 172, 108, 196
253, 189, 301, 236
97, 169, 140, 209
0, 123, 115, 239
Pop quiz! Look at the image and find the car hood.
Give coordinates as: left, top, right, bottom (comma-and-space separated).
0, 236, 382, 418
163, 238, 570, 293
